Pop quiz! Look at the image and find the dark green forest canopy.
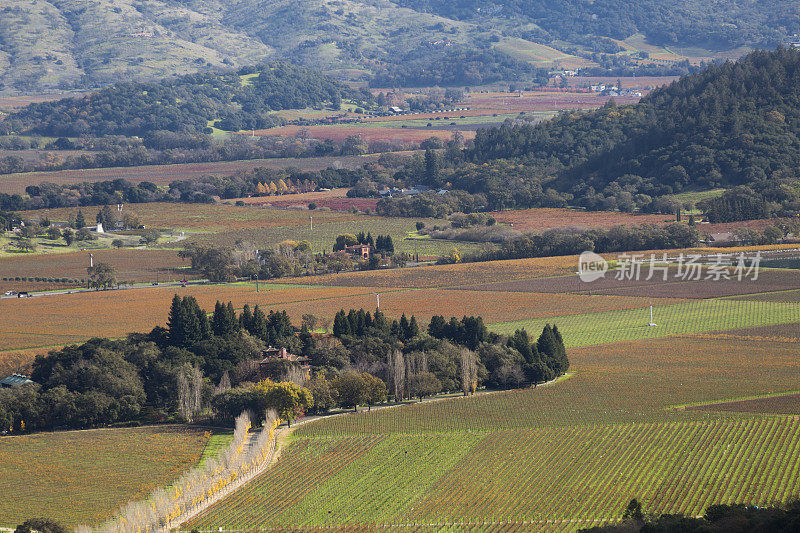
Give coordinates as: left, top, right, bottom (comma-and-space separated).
4, 63, 364, 137
395, 0, 800, 49
468, 47, 800, 204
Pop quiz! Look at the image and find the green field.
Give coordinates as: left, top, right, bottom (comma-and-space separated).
489, 299, 800, 347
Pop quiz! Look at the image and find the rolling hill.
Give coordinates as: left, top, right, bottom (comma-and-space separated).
466, 47, 800, 215
0, 0, 798, 93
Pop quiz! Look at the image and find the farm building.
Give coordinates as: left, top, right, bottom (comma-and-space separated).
259, 347, 310, 381
344, 243, 373, 259
1, 373, 33, 388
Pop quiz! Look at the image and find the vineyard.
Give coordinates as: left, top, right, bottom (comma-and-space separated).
0, 426, 210, 527
183, 315, 800, 530
490, 299, 800, 347
188, 418, 800, 530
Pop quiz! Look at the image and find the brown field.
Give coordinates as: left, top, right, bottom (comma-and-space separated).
490, 207, 673, 232
0, 154, 385, 194
0, 280, 677, 355
0, 348, 45, 376
0, 280, 79, 292
0, 92, 91, 111
462, 269, 800, 299
234, 188, 350, 205
730, 289, 800, 303
463, 91, 639, 113
0, 425, 209, 527
249, 125, 476, 144
272, 289, 685, 327
0, 283, 384, 352
688, 394, 800, 415
687, 322, 800, 342
241, 189, 380, 212
286, 255, 580, 288
0, 249, 188, 284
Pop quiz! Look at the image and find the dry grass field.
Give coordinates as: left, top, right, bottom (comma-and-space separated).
490, 207, 673, 231
249, 125, 476, 144
0, 425, 210, 527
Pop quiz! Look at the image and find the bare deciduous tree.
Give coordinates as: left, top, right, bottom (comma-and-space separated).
460, 348, 478, 396
177, 363, 203, 422
388, 349, 405, 400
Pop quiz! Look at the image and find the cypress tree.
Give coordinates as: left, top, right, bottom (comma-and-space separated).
333, 310, 351, 337
251, 305, 268, 340
239, 304, 253, 332
399, 314, 410, 339
167, 294, 186, 347
408, 315, 419, 338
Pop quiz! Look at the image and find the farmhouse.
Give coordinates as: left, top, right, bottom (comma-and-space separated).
258, 346, 310, 380
344, 243, 373, 259
1, 373, 33, 388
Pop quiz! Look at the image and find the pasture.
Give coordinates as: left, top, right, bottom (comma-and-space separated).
0, 425, 211, 527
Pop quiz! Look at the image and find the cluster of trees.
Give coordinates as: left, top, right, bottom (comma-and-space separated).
699, 185, 800, 223
332, 232, 395, 254
582, 499, 800, 532
490, 223, 698, 261
0, 296, 568, 433
370, 44, 548, 87
4, 63, 363, 137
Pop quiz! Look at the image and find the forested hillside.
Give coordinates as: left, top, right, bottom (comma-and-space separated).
396, 0, 800, 49
3, 63, 364, 137
465, 47, 800, 214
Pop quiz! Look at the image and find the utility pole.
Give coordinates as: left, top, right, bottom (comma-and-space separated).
309, 215, 313, 231
89, 253, 93, 268
375, 292, 380, 309
255, 274, 259, 293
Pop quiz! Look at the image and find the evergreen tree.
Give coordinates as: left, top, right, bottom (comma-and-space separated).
424, 148, 439, 186
384, 235, 395, 254
366, 232, 374, 247
251, 305, 268, 340
166, 295, 186, 347
399, 314, 411, 339
212, 300, 239, 336
333, 310, 351, 337
408, 315, 420, 338
75, 209, 85, 229
239, 304, 253, 332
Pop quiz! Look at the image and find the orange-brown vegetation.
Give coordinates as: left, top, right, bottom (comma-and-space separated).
249, 125, 475, 144
490, 207, 673, 232
0, 425, 210, 527
0, 249, 187, 283
286, 255, 580, 288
